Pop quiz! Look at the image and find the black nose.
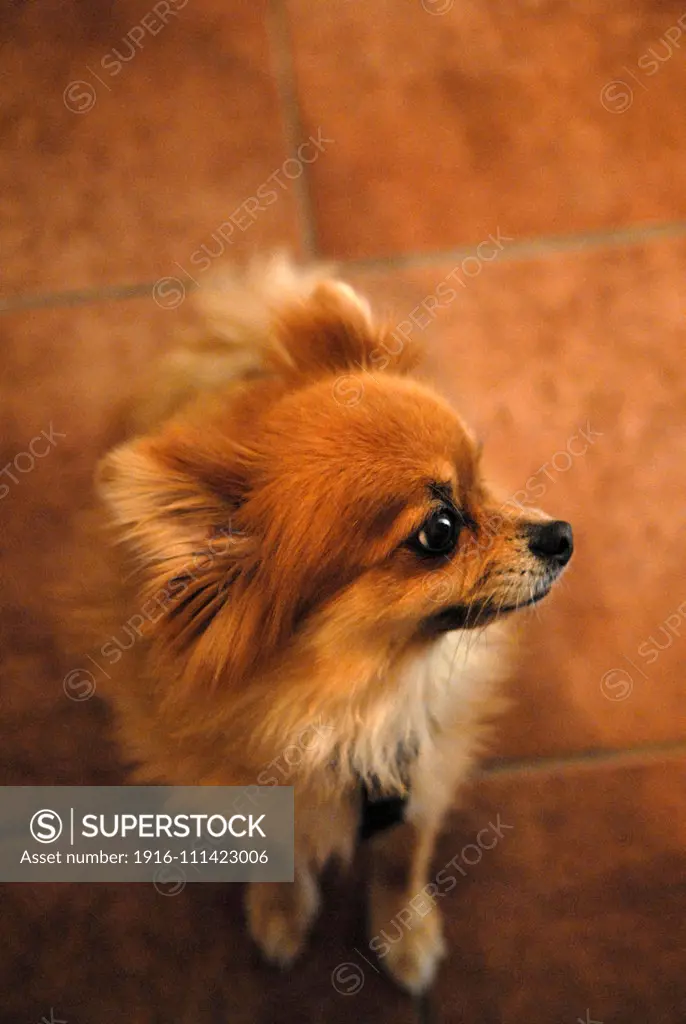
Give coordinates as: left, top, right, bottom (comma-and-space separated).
528, 520, 573, 566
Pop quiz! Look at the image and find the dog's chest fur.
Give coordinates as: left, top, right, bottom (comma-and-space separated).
304, 623, 511, 795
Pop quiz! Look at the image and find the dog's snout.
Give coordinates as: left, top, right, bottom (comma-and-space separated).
527, 520, 573, 567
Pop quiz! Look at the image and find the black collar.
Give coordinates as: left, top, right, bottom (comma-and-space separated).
356, 739, 417, 841
358, 784, 408, 840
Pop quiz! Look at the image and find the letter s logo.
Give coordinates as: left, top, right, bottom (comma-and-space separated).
30, 809, 63, 843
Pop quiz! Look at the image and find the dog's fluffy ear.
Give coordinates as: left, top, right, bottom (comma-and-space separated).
97, 435, 246, 567
96, 434, 269, 699
194, 254, 422, 383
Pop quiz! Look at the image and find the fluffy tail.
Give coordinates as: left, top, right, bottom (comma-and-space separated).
129, 253, 416, 435
132, 254, 345, 432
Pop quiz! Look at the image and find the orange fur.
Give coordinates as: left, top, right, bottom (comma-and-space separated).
76, 256, 572, 992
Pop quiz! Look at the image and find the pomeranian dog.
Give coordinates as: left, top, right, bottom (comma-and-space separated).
89, 255, 572, 993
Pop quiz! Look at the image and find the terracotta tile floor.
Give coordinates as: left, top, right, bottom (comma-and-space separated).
1, 2, 685, 1021
286, 0, 686, 258
0, 0, 301, 295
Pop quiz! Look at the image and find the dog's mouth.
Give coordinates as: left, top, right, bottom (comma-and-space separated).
422, 579, 554, 634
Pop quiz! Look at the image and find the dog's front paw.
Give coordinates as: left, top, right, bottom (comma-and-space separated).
371, 902, 446, 994
246, 873, 319, 968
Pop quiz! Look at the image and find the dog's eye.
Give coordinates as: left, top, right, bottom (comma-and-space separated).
412, 507, 460, 556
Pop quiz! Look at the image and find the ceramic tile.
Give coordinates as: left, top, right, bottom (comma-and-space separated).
0, 0, 303, 297
429, 753, 686, 1021
286, 0, 686, 258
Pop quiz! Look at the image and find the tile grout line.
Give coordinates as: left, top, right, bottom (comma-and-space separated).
3, 218, 686, 314
0, 281, 156, 314
343, 218, 686, 274
265, 0, 319, 261
478, 738, 686, 780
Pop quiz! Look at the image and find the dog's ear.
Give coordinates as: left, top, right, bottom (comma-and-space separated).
268, 279, 422, 380
97, 433, 247, 576
96, 430, 271, 701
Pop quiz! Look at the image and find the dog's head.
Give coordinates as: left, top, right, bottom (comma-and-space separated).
99, 260, 572, 706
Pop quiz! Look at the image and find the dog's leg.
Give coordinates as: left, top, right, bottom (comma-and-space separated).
246, 859, 321, 968
246, 785, 358, 967
368, 816, 446, 994
368, 717, 488, 993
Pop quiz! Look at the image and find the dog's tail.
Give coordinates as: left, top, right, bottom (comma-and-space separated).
129, 252, 420, 435
132, 254, 355, 432
195, 252, 338, 369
